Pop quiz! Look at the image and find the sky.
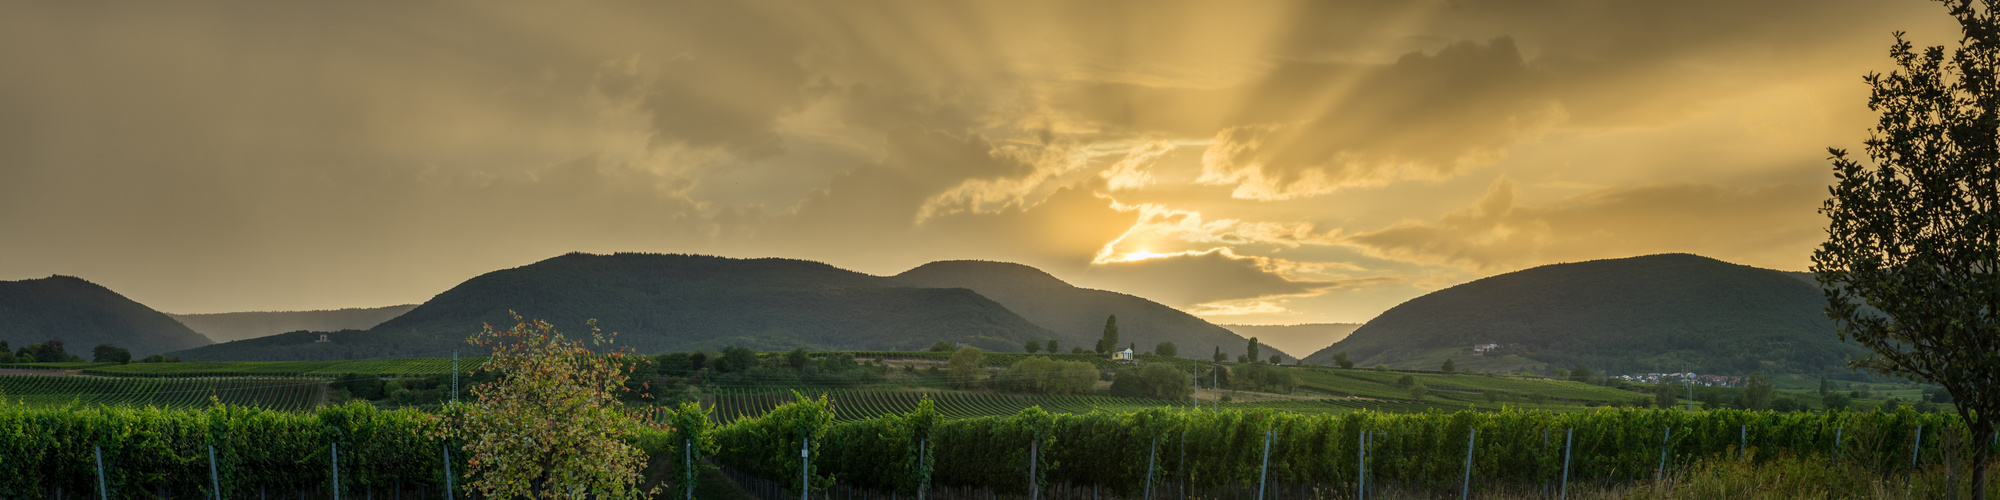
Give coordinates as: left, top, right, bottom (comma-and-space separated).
0, 0, 1965, 324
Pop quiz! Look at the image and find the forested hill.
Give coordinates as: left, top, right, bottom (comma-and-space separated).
169, 304, 417, 343
0, 275, 213, 356
889, 260, 1291, 362
1303, 253, 1863, 375
171, 253, 1058, 361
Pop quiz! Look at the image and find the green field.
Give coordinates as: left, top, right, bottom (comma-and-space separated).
0, 373, 322, 411
1298, 366, 1643, 404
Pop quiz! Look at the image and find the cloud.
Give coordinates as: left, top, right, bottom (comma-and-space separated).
1196, 38, 1563, 199
1078, 249, 1332, 307
1344, 176, 1827, 271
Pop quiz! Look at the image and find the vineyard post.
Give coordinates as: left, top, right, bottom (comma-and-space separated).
1144, 436, 1156, 500
919, 438, 928, 500
1833, 427, 1844, 466
685, 438, 693, 500
1739, 425, 1746, 460
209, 444, 220, 500
442, 445, 454, 500
1559, 428, 1572, 500
1910, 425, 1924, 484
1256, 431, 1271, 500
1178, 429, 1186, 500
94, 445, 107, 500
1460, 428, 1476, 500
332, 442, 341, 500
1655, 427, 1671, 483
1357, 430, 1366, 500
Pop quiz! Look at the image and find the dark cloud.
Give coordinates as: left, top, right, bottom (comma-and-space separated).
1345, 177, 1827, 272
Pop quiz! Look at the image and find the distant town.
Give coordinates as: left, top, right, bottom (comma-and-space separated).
1612, 372, 1746, 388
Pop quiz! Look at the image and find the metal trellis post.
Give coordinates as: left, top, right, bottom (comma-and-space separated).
210, 444, 222, 500
1255, 431, 1271, 500
1560, 428, 1573, 500
95, 445, 108, 500
1144, 436, 1156, 500
443, 445, 454, 500
1461, 428, 1476, 500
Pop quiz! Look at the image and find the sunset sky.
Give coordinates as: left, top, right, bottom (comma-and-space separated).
0, 0, 1964, 324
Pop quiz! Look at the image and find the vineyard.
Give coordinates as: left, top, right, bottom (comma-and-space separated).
0, 374, 323, 411
0, 394, 1987, 499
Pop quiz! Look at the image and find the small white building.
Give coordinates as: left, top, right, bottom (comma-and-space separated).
1472, 343, 1501, 354
1113, 348, 1135, 361
316, 334, 331, 343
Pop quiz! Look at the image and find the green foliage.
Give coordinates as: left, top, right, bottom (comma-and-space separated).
1096, 315, 1118, 354
91, 344, 130, 364
716, 346, 758, 373
433, 313, 657, 499
996, 356, 1096, 395
665, 401, 717, 500
1814, 10, 2000, 496
1408, 381, 1428, 401
928, 342, 953, 352
1654, 381, 1680, 410
1246, 337, 1260, 363
0, 402, 449, 498
1155, 341, 1177, 357
1213, 346, 1225, 362
1108, 363, 1190, 400
1023, 340, 1041, 353
1045, 340, 1057, 354
1739, 371, 1775, 410
1440, 358, 1455, 373
711, 391, 837, 497
947, 347, 984, 389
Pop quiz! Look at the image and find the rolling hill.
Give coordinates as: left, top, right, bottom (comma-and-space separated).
1303, 254, 1863, 376
171, 253, 1058, 361
889, 260, 1288, 361
0, 275, 213, 356
169, 304, 418, 342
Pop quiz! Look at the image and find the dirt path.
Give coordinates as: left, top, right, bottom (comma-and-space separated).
0, 369, 70, 377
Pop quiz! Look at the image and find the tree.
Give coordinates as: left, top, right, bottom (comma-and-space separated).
1024, 340, 1041, 353
1245, 337, 1260, 363
1155, 341, 1177, 357
1097, 315, 1119, 354
948, 347, 984, 389
1212, 346, 1226, 363
435, 312, 658, 499
786, 348, 811, 369
1824, 392, 1854, 411
1407, 381, 1428, 402
1735, 372, 1776, 410
1440, 359, 1456, 373
1268, 354, 1280, 364
716, 346, 758, 373
928, 341, 954, 352
1568, 365, 1593, 383
91, 344, 130, 364
1333, 352, 1354, 369
1395, 375, 1416, 388
1045, 339, 1058, 353
1654, 381, 1680, 410
1819, 375, 1831, 396
1814, 5, 2000, 497
1071, 347, 1086, 354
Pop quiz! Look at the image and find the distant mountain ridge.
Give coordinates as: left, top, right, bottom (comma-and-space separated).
0, 275, 212, 356
1219, 323, 1361, 359
172, 253, 1062, 361
170, 305, 418, 343
1304, 253, 1861, 375
890, 260, 1286, 361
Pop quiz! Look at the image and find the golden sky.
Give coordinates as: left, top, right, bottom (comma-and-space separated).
0, 0, 1963, 323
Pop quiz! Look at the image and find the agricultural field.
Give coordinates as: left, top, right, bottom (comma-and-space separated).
1299, 366, 1644, 405
0, 373, 322, 411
